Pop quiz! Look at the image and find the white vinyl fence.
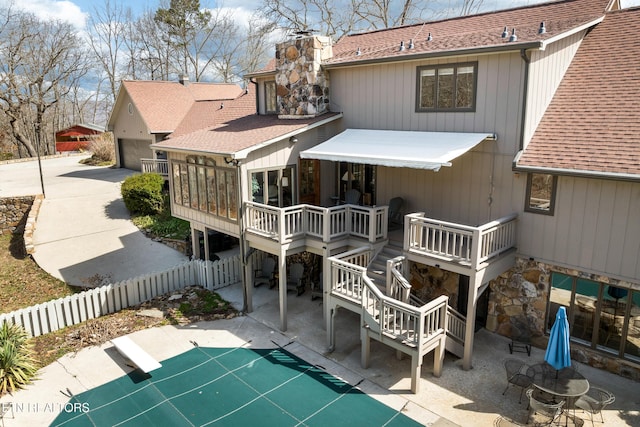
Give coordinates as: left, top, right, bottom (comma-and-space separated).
0, 257, 244, 338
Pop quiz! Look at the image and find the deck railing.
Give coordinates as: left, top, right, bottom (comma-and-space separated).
245, 202, 388, 244
141, 158, 169, 176
405, 212, 517, 269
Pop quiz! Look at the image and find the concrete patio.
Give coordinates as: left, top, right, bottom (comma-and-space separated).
2, 280, 637, 426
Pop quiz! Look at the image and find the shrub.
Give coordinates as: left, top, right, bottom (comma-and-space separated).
88, 133, 115, 163
0, 322, 38, 395
121, 173, 165, 215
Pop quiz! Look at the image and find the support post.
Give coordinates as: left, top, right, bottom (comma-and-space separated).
279, 248, 287, 331
463, 274, 481, 370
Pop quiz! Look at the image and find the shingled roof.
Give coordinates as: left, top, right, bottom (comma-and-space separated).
118, 81, 245, 133
170, 89, 256, 138
153, 113, 343, 158
517, 6, 640, 178
330, 0, 611, 65
248, 0, 613, 74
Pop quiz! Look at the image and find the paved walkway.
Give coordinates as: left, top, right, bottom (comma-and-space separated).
0, 156, 187, 286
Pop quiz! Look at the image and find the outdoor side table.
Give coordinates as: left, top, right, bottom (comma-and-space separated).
509, 336, 531, 356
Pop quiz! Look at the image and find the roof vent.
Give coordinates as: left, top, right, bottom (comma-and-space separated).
509, 28, 517, 42
356, 47, 361, 56
427, 32, 433, 42
501, 26, 508, 38
538, 21, 546, 34
408, 39, 414, 49
399, 40, 405, 51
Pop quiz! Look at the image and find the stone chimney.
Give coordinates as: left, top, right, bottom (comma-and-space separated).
179, 74, 189, 86
275, 34, 332, 118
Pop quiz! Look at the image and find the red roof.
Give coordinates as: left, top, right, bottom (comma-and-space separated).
517, 7, 640, 177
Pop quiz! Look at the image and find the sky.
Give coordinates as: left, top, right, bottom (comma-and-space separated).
3, 0, 640, 32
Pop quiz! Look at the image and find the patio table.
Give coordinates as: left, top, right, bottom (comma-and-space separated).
531, 363, 589, 426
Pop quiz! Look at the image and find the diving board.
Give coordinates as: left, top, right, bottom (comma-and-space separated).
111, 336, 162, 373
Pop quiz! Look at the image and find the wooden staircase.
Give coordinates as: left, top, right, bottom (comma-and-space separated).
327, 245, 453, 393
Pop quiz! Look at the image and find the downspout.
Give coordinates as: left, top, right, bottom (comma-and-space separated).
518, 49, 531, 152
249, 78, 259, 115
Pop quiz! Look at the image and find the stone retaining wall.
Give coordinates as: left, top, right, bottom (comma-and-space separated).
0, 196, 35, 235
0, 195, 42, 254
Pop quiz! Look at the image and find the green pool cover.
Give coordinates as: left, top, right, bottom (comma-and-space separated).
51, 346, 424, 426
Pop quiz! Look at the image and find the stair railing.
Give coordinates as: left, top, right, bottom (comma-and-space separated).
386, 256, 411, 304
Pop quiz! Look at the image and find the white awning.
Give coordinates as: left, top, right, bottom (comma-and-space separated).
300, 129, 495, 171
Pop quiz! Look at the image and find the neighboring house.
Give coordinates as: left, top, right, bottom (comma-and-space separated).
55, 123, 104, 152
107, 76, 246, 171
120, 0, 638, 386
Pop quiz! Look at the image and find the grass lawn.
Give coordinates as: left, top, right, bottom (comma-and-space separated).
0, 233, 76, 314
0, 232, 235, 370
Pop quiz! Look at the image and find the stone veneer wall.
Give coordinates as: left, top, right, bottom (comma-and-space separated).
275, 36, 331, 117
487, 256, 640, 381
0, 196, 35, 235
409, 262, 460, 309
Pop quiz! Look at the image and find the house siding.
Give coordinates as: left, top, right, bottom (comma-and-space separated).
518, 176, 640, 283
329, 53, 526, 225
111, 92, 154, 168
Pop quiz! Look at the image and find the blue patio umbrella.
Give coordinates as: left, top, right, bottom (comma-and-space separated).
545, 306, 571, 371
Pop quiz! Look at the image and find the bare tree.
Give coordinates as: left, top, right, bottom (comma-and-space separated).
260, 0, 485, 39
126, 11, 175, 80
238, 14, 278, 77
86, 0, 132, 103
0, 5, 90, 157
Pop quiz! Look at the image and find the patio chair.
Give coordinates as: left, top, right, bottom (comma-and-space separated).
344, 188, 361, 205
526, 388, 564, 426
254, 257, 276, 288
502, 359, 533, 403
286, 263, 306, 296
574, 386, 615, 427
388, 197, 404, 230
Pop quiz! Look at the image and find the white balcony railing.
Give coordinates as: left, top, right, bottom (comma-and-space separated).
405, 212, 517, 269
244, 202, 388, 244
141, 158, 169, 176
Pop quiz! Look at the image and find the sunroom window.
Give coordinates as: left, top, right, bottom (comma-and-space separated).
171, 157, 238, 221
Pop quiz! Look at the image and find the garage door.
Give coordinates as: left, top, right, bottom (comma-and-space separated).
118, 138, 153, 171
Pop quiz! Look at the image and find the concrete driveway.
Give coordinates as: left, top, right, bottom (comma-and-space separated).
0, 155, 188, 286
